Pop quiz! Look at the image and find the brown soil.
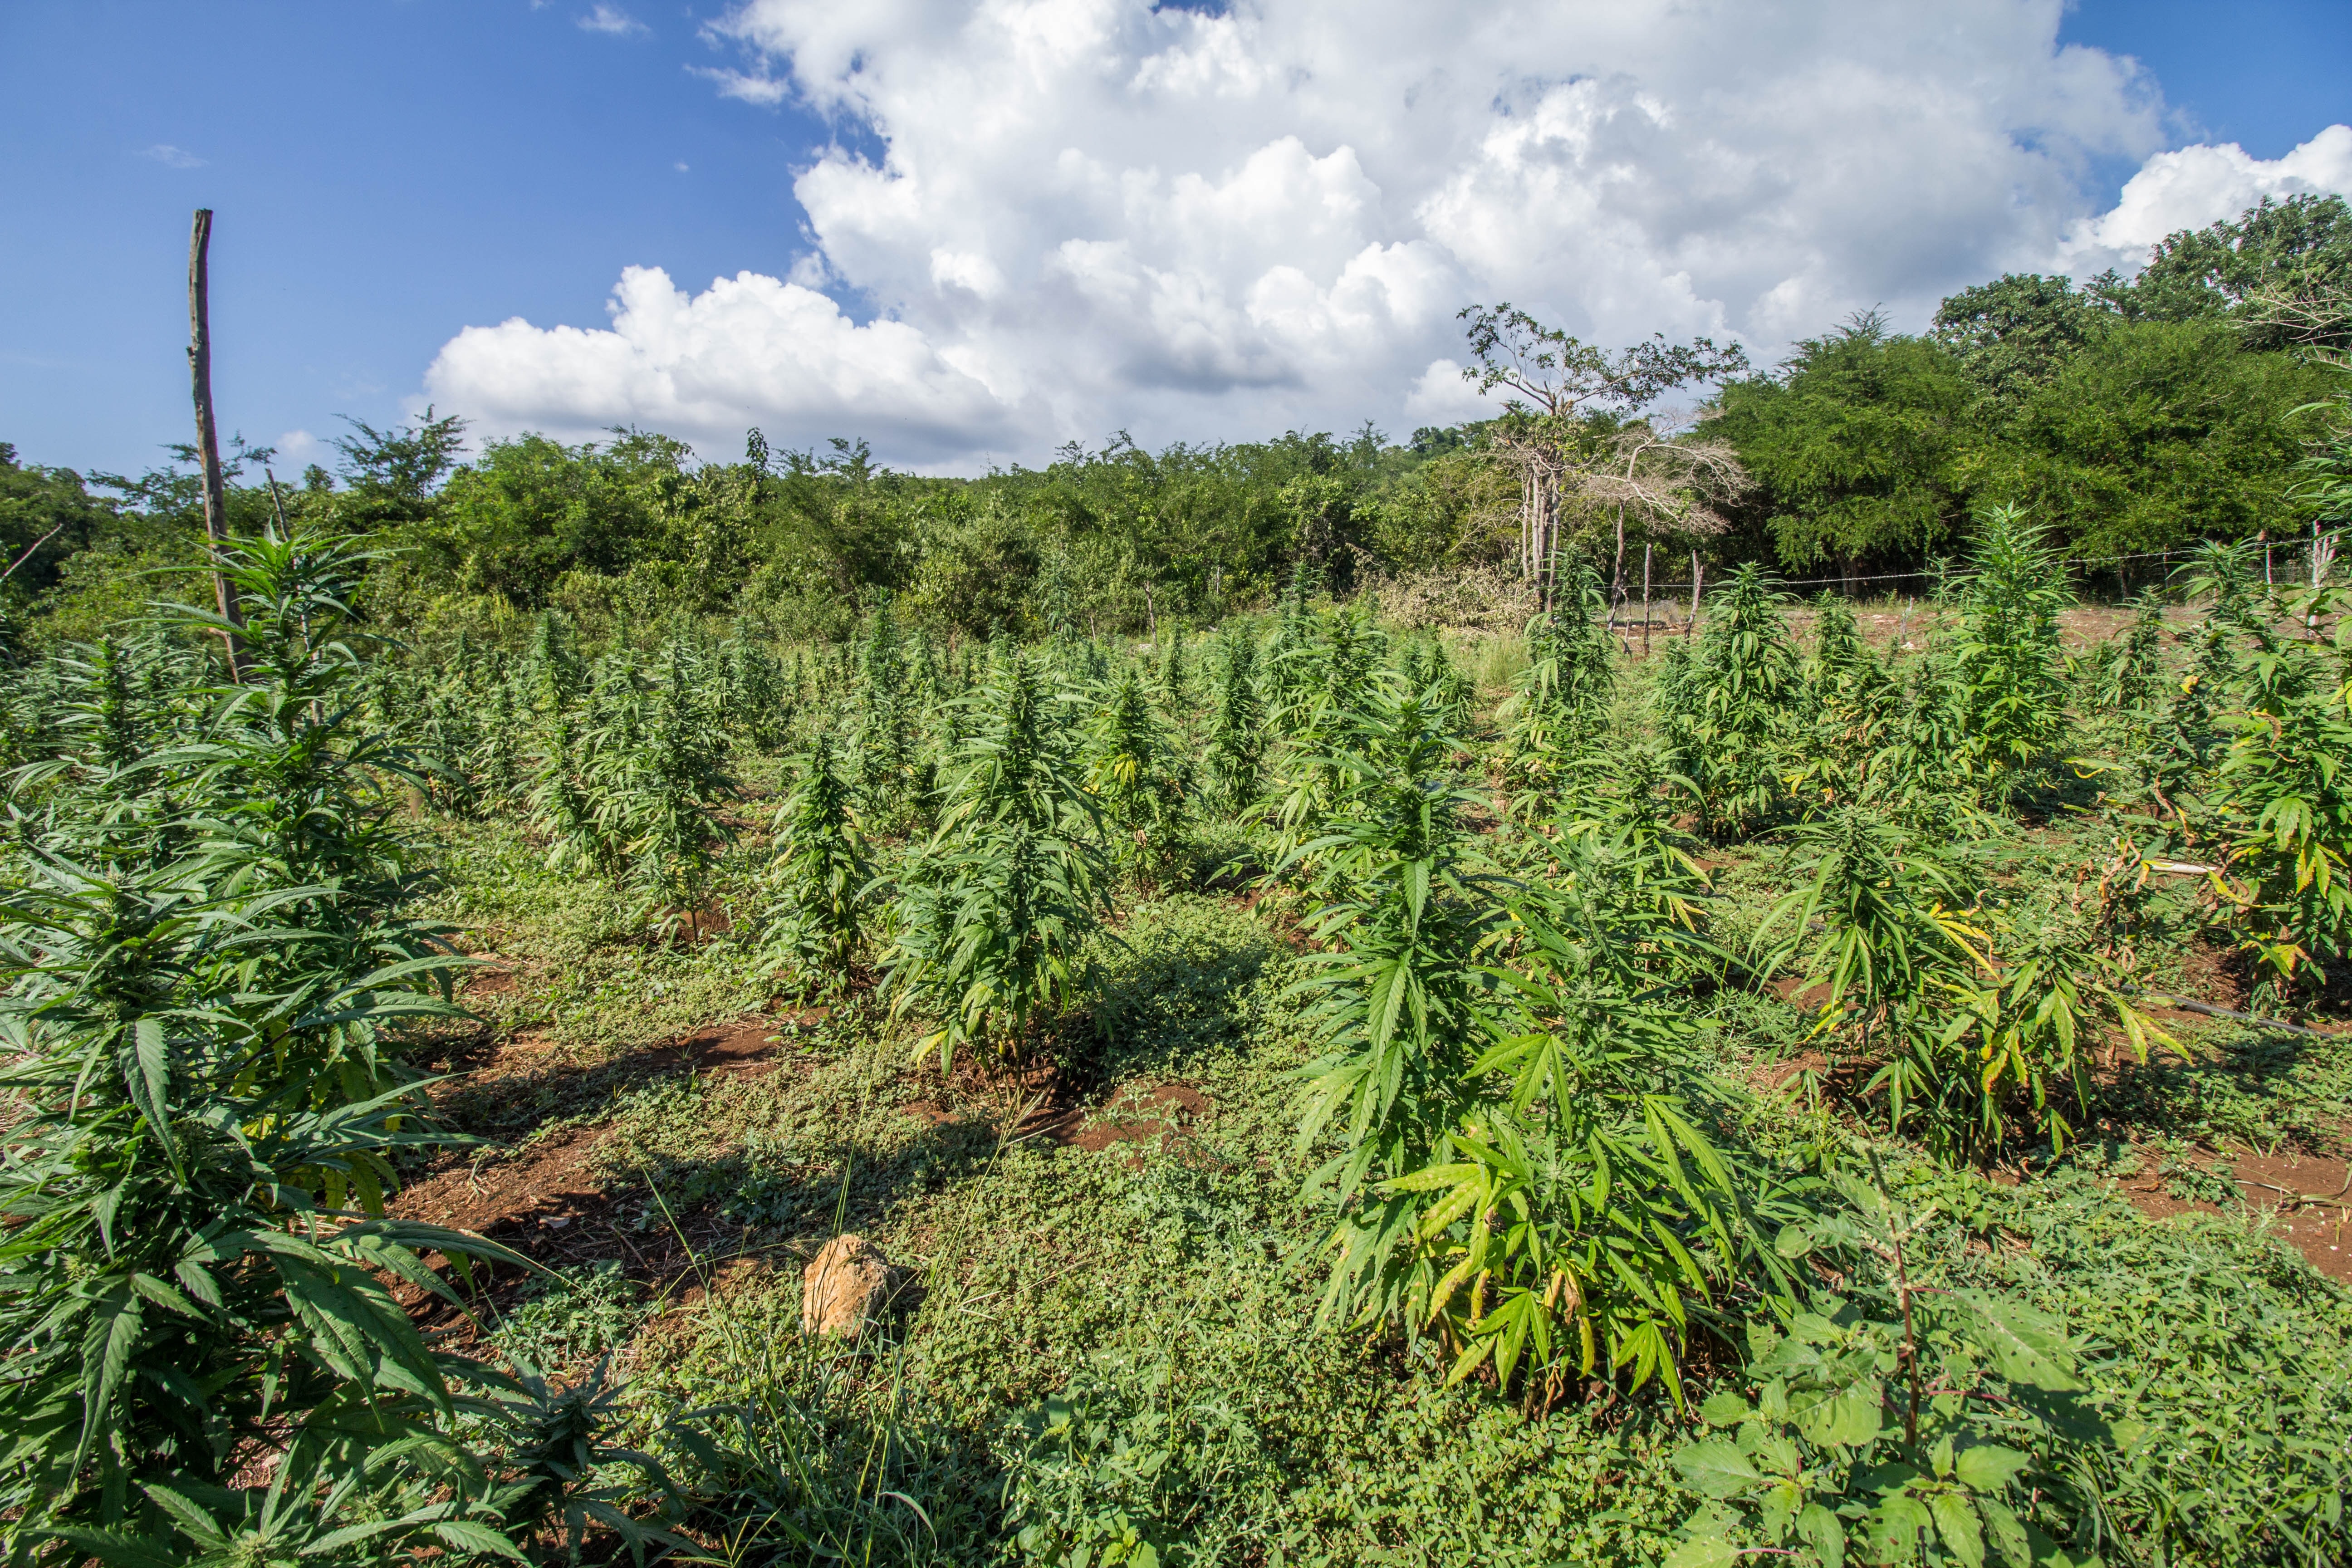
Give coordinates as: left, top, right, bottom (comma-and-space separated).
421, 1012, 817, 1098
388, 1013, 813, 1337
2114, 1146, 2352, 1284
2143, 938, 2254, 1031
396, 1124, 618, 1241
1747, 1050, 1833, 1099
462, 965, 517, 997
1060, 1082, 1211, 1156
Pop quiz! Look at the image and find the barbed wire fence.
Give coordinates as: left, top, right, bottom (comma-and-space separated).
1616, 531, 2344, 610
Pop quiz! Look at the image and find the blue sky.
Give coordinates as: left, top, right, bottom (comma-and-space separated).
2, 0, 2347, 479
1, 1, 827, 475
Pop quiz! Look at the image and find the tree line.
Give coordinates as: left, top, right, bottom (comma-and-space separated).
4, 193, 2346, 650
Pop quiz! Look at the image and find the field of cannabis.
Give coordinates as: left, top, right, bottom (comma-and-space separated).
2, 509, 2349, 1568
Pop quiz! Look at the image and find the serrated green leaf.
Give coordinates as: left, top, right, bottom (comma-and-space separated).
47, 1527, 180, 1568
1955, 1292, 2082, 1391
1798, 1502, 1846, 1568
1977, 1495, 2033, 1568
1674, 1441, 1764, 1499
427, 1519, 528, 1560
1931, 1490, 1986, 1568
1699, 1390, 1752, 1427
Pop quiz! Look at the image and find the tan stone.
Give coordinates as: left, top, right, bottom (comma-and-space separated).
801, 1233, 891, 1338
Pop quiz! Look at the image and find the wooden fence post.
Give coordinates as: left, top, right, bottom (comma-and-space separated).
188, 208, 246, 681
1641, 543, 1652, 657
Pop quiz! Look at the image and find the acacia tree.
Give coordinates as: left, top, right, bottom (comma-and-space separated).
1457, 304, 1748, 607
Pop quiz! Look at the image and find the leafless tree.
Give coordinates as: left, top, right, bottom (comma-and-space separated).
1458, 305, 1746, 608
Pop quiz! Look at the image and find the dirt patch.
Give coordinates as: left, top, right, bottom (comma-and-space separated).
1747, 1050, 1832, 1099
2113, 1146, 2352, 1284
677, 1016, 798, 1078
390, 1011, 814, 1319
1235, 887, 1312, 951
389, 1116, 795, 1349
416, 1010, 809, 1116
399, 1124, 608, 1230
462, 965, 517, 998
1062, 1082, 1211, 1156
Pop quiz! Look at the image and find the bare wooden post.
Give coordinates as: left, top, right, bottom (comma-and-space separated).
1685, 551, 1702, 638
2261, 528, 2272, 587
188, 208, 246, 681
1641, 543, 1652, 657
1607, 505, 1626, 631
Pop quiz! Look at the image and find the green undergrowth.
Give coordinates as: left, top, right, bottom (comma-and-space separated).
425, 867, 2351, 1566
418, 813, 774, 1056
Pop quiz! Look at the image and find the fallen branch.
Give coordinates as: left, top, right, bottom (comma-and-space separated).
2229, 1169, 2352, 1210
2124, 987, 2344, 1039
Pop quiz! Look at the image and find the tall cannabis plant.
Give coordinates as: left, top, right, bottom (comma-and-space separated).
762, 731, 869, 991
1498, 568, 1615, 821
1203, 624, 1264, 813
1661, 564, 1803, 835
1085, 669, 1188, 885
0, 532, 555, 1560
882, 651, 1106, 1071
1954, 505, 2072, 789
1292, 685, 1773, 1404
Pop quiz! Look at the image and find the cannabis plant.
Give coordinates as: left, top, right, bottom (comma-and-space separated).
1661, 564, 1803, 835
1203, 624, 1264, 813
2085, 595, 2167, 711
0, 537, 562, 1559
882, 651, 1106, 1071
620, 640, 738, 936
855, 594, 920, 819
1954, 505, 2071, 790
1498, 569, 1615, 821
1084, 669, 1188, 885
0, 847, 532, 1559
2206, 577, 2352, 997
1292, 685, 1774, 1404
1928, 894, 2172, 1159
762, 731, 870, 991
1756, 807, 1982, 1058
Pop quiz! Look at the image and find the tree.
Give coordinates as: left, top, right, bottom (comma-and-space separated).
330, 407, 468, 530
0, 444, 118, 598
1457, 304, 1748, 605
1990, 319, 2331, 556
1715, 313, 1978, 573
1932, 274, 2114, 407
2118, 193, 2352, 347
407, 431, 679, 607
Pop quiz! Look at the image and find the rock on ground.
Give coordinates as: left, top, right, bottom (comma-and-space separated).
802, 1233, 891, 1338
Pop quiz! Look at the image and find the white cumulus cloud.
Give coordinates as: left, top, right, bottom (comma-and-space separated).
426, 265, 1026, 458
2058, 124, 2352, 275
420, 0, 2342, 469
